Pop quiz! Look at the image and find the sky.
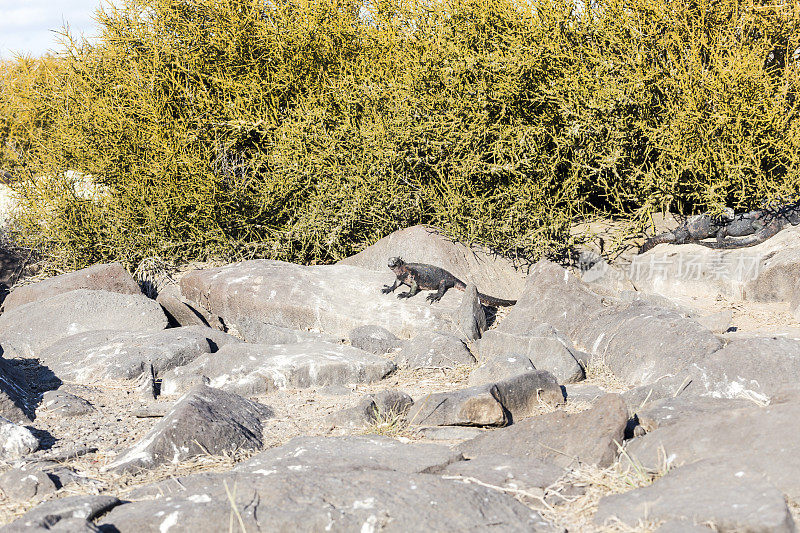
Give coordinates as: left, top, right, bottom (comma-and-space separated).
0, 0, 108, 59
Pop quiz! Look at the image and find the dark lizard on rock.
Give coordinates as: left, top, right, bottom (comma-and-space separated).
639, 202, 800, 253
382, 257, 516, 307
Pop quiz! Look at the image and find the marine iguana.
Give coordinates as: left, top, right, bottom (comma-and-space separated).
640, 202, 800, 253
382, 257, 516, 307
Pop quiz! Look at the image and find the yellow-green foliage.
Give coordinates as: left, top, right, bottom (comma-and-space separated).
1, 0, 799, 269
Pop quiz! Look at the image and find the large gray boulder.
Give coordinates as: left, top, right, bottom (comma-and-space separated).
632, 225, 800, 308
161, 341, 396, 396
498, 260, 605, 335
1, 495, 120, 532
106, 385, 272, 473
179, 259, 462, 339
0, 357, 34, 422
459, 394, 629, 468
36, 326, 239, 382
98, 469, 557, 532
233, 317, 341, 345
678, 336, 800, 401
396, 331, 476, 369
634, 395, 754, 433
38, 390, 95, 417
453, 284, 487, 341
408, 370, 563, 427
0, 415, 38, 459
573, 300, 722, 386
492, 370, 565, 420
495, 261, 722, 387
407, 385, 508, 427
155, 283, 224, 330
624, 335, 800, 406
468, 354, 536, 385
0, 289, 168, 358
349, 325, 405, 355
338, 224, 525, 301
2, 262, 141, 311
478, 324, 586, 383
595, 459, 796, 532
625, 400, 800, 500
0, 466, 58, 501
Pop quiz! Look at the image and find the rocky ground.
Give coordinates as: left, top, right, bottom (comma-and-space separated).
1, 224, 800, 532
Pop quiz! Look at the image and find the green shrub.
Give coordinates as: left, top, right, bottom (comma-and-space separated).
1, 0, 798, 270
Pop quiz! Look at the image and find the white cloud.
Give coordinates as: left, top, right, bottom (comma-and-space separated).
0, 0, 108, 58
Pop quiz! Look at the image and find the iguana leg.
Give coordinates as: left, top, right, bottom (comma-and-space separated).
426, 279, 451, 303
382, 279, 400, 294
398, 279, 420, 299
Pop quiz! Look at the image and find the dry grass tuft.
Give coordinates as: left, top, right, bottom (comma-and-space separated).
540, 446, 671, 532
789, 498, 800, 526
358, 408, 413, 438
583, 360, 630, 394
133, 256, 177, 298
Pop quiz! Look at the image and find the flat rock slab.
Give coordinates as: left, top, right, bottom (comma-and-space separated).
0, 289, 168, 358
161, 341, 396, 396
678, 336, 800, 401
179, 259, 463, 339
236, 435, 461, 475
414, 426, 486, 441
396, 331, 475, 369
338, 224, 526, 301
99, 469, 556, 532
1, 495, 120, 532
106, 385, 272, 473
595, 459, 796, 532
442, 454, 565, 491
232, 317, 341, 345
635, 395, 754, 433
626, 400, 800, 500
37, 325, 239, 382
459, 394, 629, 468
2, 262, 141, 311
0, 357, 34, 422
468, 354, 536, 386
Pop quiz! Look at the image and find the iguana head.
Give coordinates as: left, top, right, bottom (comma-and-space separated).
387, 256, 405, 269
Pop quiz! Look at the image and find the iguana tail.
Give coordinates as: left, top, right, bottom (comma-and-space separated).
639, 232, 676, 254
477, 293, 517, 307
